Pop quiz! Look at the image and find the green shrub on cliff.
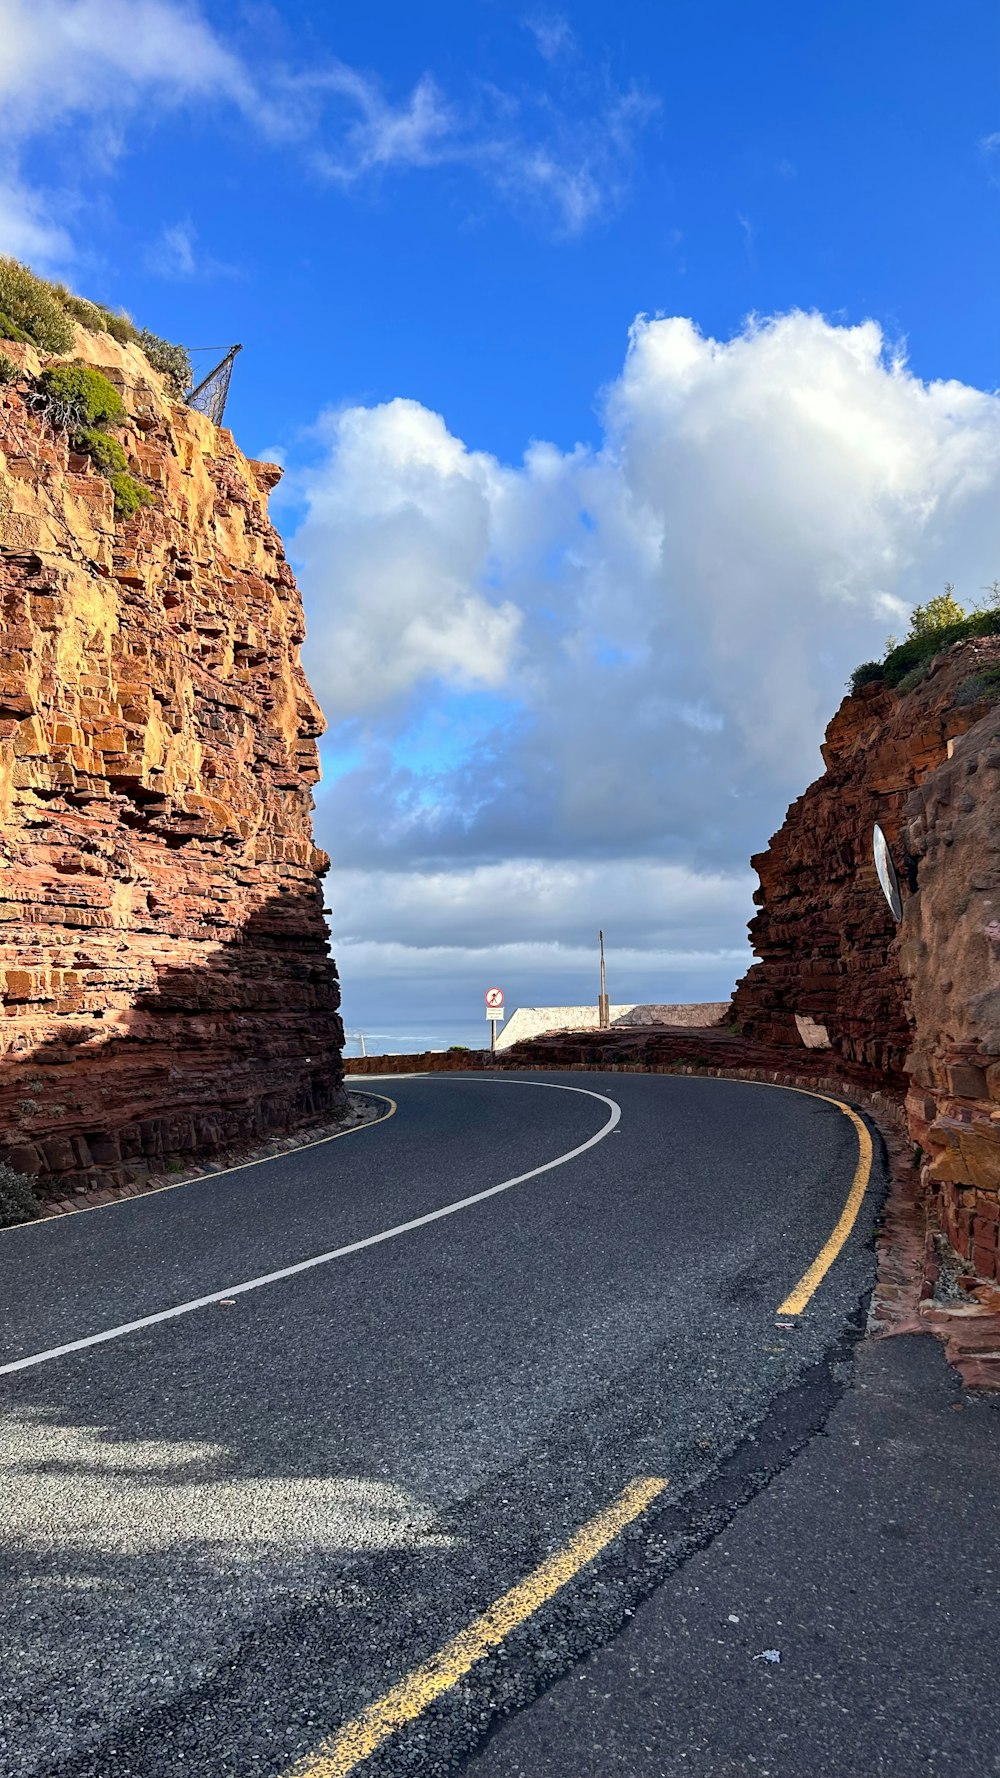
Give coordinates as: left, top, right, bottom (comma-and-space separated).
36, 361, 154, 521
0, 354, 19, 384
955, 666, 1000, 707
850, 583, 1000, 697
848, 660, 884, 694
882, 608, 1000, 687
109, 470, 154, 519
0, 310, 30, 343
71, 426, 128, 475
0, 1162, 41, 1228
0, 257, 74, 353
0, 257, 190, 400
37, 362, 125, 429
136, 329, 192, 396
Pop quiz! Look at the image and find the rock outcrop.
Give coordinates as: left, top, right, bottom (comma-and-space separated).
730, 640, 1000, 1087
899, 706, 1000, 1279
0, 327, 344, 1192
731, 636, 1000, 1284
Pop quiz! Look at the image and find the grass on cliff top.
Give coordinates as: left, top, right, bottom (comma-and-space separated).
849, 585, 1000, 697
0, 255, 191, 394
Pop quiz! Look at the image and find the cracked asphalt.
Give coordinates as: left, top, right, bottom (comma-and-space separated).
0, 1071, 888, 1778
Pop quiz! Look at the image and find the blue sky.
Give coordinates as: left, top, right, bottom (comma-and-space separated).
3, 0, 1000, 1048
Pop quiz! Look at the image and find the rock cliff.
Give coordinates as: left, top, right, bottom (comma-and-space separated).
730, 639, 1000, 1085
731, 636, 1000, 1282
899, 704, 1000, 1279
0, 326, 344, 1192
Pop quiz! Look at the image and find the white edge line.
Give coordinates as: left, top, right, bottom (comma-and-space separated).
0, 1081, 620, 1377
0, 1093, 398, 1237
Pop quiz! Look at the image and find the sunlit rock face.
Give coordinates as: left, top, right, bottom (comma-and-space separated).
0, 327, 344, 1190
730, 640, 1000, 1088
900, 706, 1000, 1281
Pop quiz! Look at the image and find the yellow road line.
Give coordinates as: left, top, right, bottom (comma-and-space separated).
776, 1094, 873, 1315
282, 1474, 669, 1778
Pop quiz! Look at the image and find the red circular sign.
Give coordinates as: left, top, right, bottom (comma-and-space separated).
485, 987, 504, 1008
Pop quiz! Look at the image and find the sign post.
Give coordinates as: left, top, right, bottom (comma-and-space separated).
485, 987, 505, 1054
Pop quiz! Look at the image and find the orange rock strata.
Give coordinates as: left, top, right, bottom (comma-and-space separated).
0, 327, 344, 1190
730, 642, 1000, 1085
731, 639, 1000, 1284
900, 704, 1000, 1280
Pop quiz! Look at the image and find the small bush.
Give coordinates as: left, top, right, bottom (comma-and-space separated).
0, 353, 19, 384
101, 310, 139, 345
72, 426, 128, 475
849, 660, 885, 695
895, 661, 931, 695
37, 362, 125, 429
0, 309, 30, 343
110, 470, 154, 519
0, 1161, 41, 1228
136, 328, 191, 396
955, 666, 1000, 707
0, 256, 74, 353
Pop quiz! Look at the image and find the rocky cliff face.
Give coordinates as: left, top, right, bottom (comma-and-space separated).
731, 636, 1000, 1282
730, 640, 1000, 1087
899, 704, 1000, 1279
0, 327, 344, 1191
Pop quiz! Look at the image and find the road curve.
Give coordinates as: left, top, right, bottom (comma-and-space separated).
0, 1071, 884, 1778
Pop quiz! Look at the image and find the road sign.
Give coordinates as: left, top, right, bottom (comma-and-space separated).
484, 1008, 505, 1022
873, 822, 903, 922
485, 987, 504, 1009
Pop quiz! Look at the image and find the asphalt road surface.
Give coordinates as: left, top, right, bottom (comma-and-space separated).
0, 1071, 885, 1778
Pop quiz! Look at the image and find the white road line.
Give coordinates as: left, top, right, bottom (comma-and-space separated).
0, 1081, 620, 1378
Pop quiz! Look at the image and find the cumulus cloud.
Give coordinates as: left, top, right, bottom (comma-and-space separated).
296, 401, 522, 714
295, 310, 1000, 1012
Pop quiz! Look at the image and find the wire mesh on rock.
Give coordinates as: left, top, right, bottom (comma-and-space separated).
185, 344, 242, 427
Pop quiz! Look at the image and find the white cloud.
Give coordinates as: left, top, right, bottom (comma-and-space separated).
0, 0, 252, 131
329, 859, 754, 952
143, 218, 239, 280
0, 0, 656, 249
296, 310, 1000, 1011
309, 66, 457, 181
296, 400, 522, 713
0, 167, 72, 265
524, 14, 577, 61
145, 220, 197, 278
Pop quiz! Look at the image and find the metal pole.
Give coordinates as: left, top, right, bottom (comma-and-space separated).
490, 1017, 497, 1055
599, 929, 610, 1027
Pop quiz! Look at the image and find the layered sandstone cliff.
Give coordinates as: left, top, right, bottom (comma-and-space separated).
730, 639, 1000, 1085
731, 636, 1000, 1282
0, 326, 344, 1191
899, 704, 1000, 1278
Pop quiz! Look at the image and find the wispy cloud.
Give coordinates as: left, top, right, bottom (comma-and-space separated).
523, 13, 577, 61
143, 219, 240, 281
0, 0, 658, 254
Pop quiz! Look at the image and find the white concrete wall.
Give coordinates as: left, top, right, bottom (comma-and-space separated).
495, 1002, 729, 1050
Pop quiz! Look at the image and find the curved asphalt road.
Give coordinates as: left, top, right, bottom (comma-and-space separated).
0, 1071, 883, 1778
